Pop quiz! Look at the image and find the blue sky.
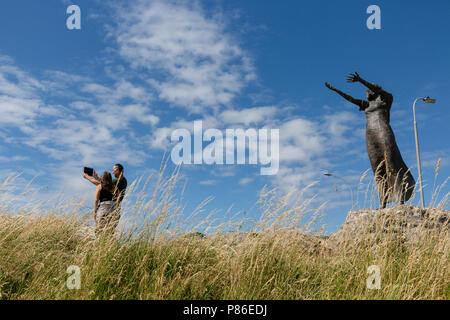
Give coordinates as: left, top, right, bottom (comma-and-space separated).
0, 0, 449, 233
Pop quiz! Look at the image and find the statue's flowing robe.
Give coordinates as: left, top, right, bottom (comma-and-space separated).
364, 95, 415, 204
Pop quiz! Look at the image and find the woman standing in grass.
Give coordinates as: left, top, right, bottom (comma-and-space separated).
94, 172, 119, 235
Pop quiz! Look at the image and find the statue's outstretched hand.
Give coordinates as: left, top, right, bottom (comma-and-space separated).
325, 82, 335, 90
346, 72, 361, 83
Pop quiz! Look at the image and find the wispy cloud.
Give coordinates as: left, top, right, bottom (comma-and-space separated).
199, 179, 217, 185
221, 106, 277, 125
0, 56, 157, 194
239, 177, 253, 185
0, 57, 45, 132
0, 155, 28, 162
110, 0, 255, 113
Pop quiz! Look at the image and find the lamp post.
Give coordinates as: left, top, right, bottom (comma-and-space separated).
413, 96, 436, 208
323, 172, 355, 210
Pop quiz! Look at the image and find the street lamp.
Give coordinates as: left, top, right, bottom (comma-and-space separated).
323, 172, 355, 210
413, 96, 436, 208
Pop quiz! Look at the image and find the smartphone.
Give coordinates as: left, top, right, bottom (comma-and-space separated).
83, 167, 94, 176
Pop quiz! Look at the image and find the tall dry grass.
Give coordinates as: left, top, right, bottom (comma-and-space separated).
0, 164, 448, 300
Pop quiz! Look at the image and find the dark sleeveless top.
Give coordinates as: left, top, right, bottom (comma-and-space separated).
99, 187, 113, 203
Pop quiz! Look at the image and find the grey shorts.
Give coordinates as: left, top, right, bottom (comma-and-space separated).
96, 201, 120, 235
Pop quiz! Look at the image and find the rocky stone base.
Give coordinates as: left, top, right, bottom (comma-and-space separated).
329, 205, 449, 246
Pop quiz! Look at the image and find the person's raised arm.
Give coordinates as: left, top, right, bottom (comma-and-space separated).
325, 82, 369, 111
94, 184, 101, 221
347, 72, 392, 98
83, 169, 100, 186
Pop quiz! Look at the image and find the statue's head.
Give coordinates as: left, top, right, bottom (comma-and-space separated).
366, 84, 381, 101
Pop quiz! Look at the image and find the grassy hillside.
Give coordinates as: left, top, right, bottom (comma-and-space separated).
0, 170, 448, 300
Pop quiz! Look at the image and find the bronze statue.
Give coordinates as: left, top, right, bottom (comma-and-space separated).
325, 72, 415, 208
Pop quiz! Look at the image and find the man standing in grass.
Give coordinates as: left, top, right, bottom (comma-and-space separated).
83, 164, 127, 233
110, 164, 127, 208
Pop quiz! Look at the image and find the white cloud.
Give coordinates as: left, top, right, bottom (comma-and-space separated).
272, 166, 319, 191
268, 112, 365, 195
0, 63, 44, 98
210, 166, 237, 177
323, 111, 359, 147
0, 56, 156, 195
221, 106, 277, 125
81, 79, 153, 105
238, 177, 253, 185
0, 61, 46, 132
199, 180, 217, 185
150, 127, 177, 150
0, 96, 41, 128
0, 155, 28, 162
144, 105, 360, 199
111, 0, 255, 112
278, 118, 325, 163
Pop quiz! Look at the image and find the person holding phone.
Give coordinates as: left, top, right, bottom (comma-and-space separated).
83, 164, 127, 205
94, 171, 118, 235
83, 164, 127, 233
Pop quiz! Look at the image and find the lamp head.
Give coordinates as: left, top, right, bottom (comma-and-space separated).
423, 96, 436, 104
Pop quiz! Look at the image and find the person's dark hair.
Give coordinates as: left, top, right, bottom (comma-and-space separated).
114, 164, 124, 173
100, 172, 114, 193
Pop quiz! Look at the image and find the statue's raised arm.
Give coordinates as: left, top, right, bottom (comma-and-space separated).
347, 72, 392, 100
325, 82, 369, 111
